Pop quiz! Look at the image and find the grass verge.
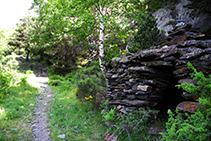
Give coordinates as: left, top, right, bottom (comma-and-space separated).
48, 82, 107, 141
0, 83, 38, 141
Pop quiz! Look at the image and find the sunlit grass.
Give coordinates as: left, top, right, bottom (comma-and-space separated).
48, 81, 107, 141
0, 83, 38, 141
0, 107, 6, 120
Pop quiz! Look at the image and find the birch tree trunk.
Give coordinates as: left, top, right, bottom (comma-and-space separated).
98, 4, 107, 76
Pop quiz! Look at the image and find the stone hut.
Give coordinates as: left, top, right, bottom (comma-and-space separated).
105, 23, 211, 114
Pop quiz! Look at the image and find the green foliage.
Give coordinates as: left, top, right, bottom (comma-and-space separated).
185, 0, 211, 15
105, 44, 121, 65
0, 55, 24, 101
0, 83, 37, 141
0, 28, 14, 55
145, 0, 179, 12
0, 54, 38, 140
48, 61, 106, 108
103, 107, 159, 141
74, 72, 106, 108
129, 13, 161, 53
8, 16, 37, 61
104, 108, 116, 121
161, 62, 211, 140
48, 83, 107, 140
47, 63, 107, 140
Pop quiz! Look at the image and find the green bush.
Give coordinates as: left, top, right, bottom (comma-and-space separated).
75, 75, 105, 109
129, 13, 161, 53
105, 44, 121, 65
103, 107, 159, 141
0, 55, 26, 101
161, 62, 211, 140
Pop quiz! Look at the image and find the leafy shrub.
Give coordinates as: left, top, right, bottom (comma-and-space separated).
105, 44, 121, 65
103, 107, 159, 141
0, 55, 26, 101
161, 62, 211, 140
129, 13, 161, 53
75, 75, 105, 109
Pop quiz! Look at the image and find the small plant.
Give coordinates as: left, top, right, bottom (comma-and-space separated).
105, 44, 121, 65
103, 107, 159, 141
104, 108, 116, 121
75, 76, 105, 108
129, 13, 161, 53
161, 62, 211, 140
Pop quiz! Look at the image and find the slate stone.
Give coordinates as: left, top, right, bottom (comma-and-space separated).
135, 91, 152, 95
125, 81, 133, 86
199, 40, 211, 48
178, 79, 197, 85
199, 54, 211, 61
109, 100, 150, 107
164, 56, 177, 61
109, 57, 121, 67
176, 101, 201, 113
115, 86, 127, 89
110, 81, 118, 86
120, 73, 127, 78
117, 68, 124, 73
137, 85, 152, 91
127, 95, 136, 100
179, 47, 204, 59
123, 89, 133, 94
121, 64, 128, 68
105, 72, 113, 78
128, 66, 155, 73
111, 74, 119, 79
146, 95, 163, 102
182, 93, 200, 100
141, 61, 172, 66
117, 92, 123, 97
135, 95, 148, 100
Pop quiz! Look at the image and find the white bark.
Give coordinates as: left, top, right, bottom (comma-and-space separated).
98, 4, 107, 75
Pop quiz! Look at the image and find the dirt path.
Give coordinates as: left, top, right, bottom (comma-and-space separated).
17, 57, 52, 141
30, 77, 52, 141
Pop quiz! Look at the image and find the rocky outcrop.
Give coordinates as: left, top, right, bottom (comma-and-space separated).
153, 0, 211, 36
106, 22, 211, 113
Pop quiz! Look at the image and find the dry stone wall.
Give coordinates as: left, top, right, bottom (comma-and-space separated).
106, 23, 211, 113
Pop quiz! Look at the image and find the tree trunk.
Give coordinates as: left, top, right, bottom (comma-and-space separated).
98, 4, 107, 76
26, 49, 30, 62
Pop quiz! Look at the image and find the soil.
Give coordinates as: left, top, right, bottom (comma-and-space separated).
17, 56, 52, 141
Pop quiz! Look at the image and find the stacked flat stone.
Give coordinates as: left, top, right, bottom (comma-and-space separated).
106, 23, 211, 113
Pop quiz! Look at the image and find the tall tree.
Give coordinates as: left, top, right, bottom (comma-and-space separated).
8, 22, 30, 61
31, 0, 130, 74
30, 0, 157, 75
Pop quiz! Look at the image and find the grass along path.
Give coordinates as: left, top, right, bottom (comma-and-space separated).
47, 79, 107, 140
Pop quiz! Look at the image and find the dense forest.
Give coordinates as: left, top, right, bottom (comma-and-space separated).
0, 0, 211, 140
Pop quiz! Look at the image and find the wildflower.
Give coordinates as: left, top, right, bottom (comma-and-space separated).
135, 29, 138, 32
122, 52, 125, 55
118, 35, 121, 38
85, 95, 93, 100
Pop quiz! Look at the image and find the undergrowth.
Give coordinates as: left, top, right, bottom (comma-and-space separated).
0, 54, 38, 140
161, 62, 211, 140
48, 77, 107, 140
